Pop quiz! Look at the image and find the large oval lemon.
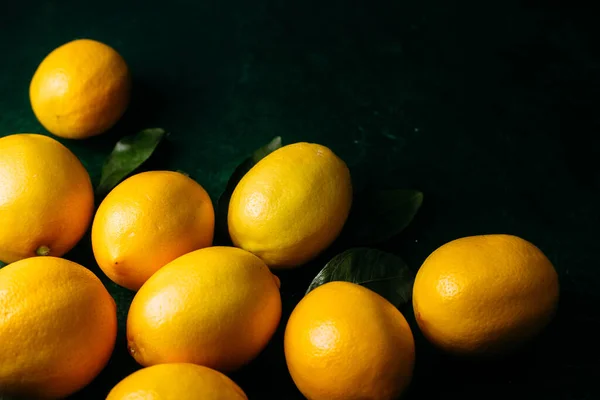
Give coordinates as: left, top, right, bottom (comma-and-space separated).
92, 171, 215, 291
0, 257, 117, 399
228, 142, 352, 268
30, 39, 131, 139
412, 234, 560, 355
0, 133, 94, 263
107, 363, 248, 400
127, 246, 282, 372
284, 281, 415, 400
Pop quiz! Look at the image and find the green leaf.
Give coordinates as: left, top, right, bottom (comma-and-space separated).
0, 260, 6, 269
95, 128, 166, 196
306, 248, 414, 307
214, 136, 283, 244
344, 189, 423, 245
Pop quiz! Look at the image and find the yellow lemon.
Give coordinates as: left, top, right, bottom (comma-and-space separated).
228, 142, 352, 268
92, 171, 215, 291
412, 234, 560, 355
0, 257, 117, 399
30, 39, 131, 139
127, 246, 282, 372
0, 133, 94, 263
284, 281, 415, 400
107, 363, 247, 400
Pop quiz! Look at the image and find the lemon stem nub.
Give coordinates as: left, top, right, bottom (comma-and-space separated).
36, 245, 51, 256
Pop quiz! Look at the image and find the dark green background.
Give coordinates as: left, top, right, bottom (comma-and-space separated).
1, 0, 599, 399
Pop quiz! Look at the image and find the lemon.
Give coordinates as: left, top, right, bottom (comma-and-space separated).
30, 39, 131, 139
0, 257, 117, 399
0, 133, 94, 263
92, 171, 215, 291
107, 363, 247, 400
284, 281, 415, 400
127, 246, 282, 372
228, 142, 352, 268
413, 234, 560, 354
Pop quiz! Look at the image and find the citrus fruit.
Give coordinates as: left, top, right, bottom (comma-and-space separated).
0, 257, 117, 399
0, 133, 94, 263
412, 234, 560, 355
284, 281, 415, 400
228, 142, 352, 268
92, 170, 215, 291
106, 363, 248, 400
30, 38, 131, 139
126, 246, 282, 372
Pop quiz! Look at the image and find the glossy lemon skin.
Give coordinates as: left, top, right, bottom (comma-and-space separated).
92, 170, 215, 291
30, 39, 131, 139
228, 142, 352, 268
127, 246, 282, 372
0, 133, 94, 263
413, 234, 560, 355
107, 363, 248, 400
284, 281, 415, 400
0, 257, 117, 399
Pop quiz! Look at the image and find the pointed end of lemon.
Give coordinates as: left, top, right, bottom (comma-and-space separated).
272, 274, 281, 289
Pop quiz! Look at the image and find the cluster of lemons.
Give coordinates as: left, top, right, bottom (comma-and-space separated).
0, 39, 560, 400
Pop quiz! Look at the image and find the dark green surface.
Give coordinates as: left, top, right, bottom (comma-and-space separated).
1, 1, 599, 399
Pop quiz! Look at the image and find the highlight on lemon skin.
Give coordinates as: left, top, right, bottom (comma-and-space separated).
29, 38, 131, 139
412, 234, 560, 356
228, 142, 353, 269
106, 363, 248, 400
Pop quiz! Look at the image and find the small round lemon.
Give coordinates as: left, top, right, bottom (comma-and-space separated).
30, 39, 131, 139
284, 281, 415, 400
413, 234, 560, 355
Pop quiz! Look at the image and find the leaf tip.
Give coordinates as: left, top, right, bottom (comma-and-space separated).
414, 190, 424, 205
271, 136, 282, 147
95, 127, 168, 196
